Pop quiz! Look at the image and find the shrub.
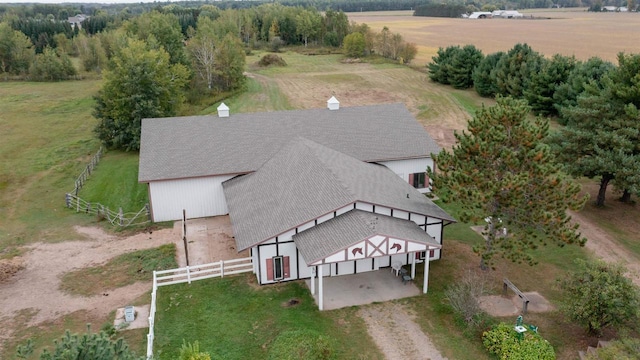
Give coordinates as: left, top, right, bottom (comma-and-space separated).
179, 340, 211, 360
483, 322, 555, 360
268, 329, 335, 360
445, 270, 490, 325
342, 32, 365, 58
585, 337, 640, 360
258, 54, 287, 67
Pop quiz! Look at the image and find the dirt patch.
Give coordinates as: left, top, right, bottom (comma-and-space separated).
479, 292, 553, 317
358, 302, 447, 360
0, 258, 24, 283
0, 217, 243, 356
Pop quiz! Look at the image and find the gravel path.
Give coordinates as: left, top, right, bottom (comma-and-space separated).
358, 302, 447, 360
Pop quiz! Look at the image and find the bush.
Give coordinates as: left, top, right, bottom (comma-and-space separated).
483, 322, 555, 360
179, 340, 211, 360
585, 337, 640, 360
258, 54, 287, 67
342, 32, 365, 58
29, 47, 76, 81
268, 329, 335, 360
445, 270, 490, 325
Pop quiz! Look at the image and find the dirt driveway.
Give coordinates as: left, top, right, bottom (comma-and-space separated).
0, 216, 245, 356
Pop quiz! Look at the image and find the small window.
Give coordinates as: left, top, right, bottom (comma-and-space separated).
410, 172, 426, 189
416, 251, 426, 260
273, 256, 284, 280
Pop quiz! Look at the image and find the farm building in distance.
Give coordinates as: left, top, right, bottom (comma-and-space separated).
138, 99, 455, 309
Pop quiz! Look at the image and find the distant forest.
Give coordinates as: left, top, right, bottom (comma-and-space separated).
0, 0, 629, 20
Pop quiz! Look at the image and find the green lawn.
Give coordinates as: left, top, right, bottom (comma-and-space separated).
79, 150, 148, 212
154, 275, 383, 360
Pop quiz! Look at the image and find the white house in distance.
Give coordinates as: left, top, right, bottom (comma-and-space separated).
138, 98, 456, 309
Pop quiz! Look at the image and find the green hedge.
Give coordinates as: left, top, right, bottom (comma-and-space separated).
482, 322, 555, 360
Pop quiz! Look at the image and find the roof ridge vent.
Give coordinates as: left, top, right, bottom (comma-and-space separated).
327, 96, 339, 110
217, 102, 229, 118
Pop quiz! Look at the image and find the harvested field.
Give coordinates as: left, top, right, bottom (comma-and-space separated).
349, 9, 640, 65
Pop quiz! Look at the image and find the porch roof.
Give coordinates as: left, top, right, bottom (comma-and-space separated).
293, 210, 441, 265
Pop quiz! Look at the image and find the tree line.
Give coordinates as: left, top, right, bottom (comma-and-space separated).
429, 43, 640, 206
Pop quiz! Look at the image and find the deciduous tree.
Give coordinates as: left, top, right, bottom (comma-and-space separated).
94, 37, 189, 151
559, 259, 640, 335
342, 32, 365, 58
432, 97, 586, 269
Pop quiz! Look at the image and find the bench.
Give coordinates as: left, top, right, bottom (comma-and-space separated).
503, 278, 529, 314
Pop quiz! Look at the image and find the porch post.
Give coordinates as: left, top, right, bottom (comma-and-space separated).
311, 266, 316, 295
411, 252, 416, 279
423, 256, 430, 294
319, 265, 324, 311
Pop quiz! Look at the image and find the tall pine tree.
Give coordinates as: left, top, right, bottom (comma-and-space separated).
433, 97, 586, 269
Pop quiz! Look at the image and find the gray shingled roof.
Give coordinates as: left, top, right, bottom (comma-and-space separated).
293, 210, 442, 265
139, 103, 441, 182
223, 138, 455, 251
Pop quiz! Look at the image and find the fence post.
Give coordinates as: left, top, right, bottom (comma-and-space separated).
145, 203, 151, 221
65, 193, 70, 208
86, 203, 91, 214
76, 196, 80, 212
118, 207, 123, 226
221, 260, 225, 278
187, 266, 191, 284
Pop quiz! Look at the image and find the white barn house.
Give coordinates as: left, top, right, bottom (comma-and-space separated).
139, 101, 456, 309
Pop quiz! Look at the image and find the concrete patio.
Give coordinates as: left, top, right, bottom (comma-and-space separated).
305, 268, 422, 310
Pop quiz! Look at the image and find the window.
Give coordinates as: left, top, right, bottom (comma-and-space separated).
266, 256, 290, 281
416, 250, 435, 260
409, 172, 427, 189
273, 256, 284, 280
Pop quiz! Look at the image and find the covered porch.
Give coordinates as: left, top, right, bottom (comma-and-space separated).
305, 266, 425, 310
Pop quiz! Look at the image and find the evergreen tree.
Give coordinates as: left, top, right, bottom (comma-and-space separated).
473, 51, 504, 97
524, 54, 577, 116
493, 43, 544, 98
448, 44, 483, 89
551, 53, 640, 206
553, 56, 614, 121
428, 45, 459, 85
433, 97, 586, 269
94, 37, 189, 151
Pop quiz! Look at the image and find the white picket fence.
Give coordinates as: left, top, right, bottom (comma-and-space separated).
146, 257, 253, 359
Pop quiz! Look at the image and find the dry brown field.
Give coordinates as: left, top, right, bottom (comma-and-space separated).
348, 9, 640, 66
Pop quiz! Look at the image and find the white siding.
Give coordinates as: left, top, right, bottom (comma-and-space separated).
379, 158, 434, 193
149, 175, 233, 222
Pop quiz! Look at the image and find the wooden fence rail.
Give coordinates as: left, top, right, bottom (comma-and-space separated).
65, 193, 151, 227
146, 257, 253, 359
73, 146, 103, 196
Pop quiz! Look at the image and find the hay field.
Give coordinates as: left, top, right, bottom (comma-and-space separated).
348, 9, 640, 65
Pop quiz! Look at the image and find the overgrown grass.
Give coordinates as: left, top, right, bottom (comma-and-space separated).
60, 244, 177, 296
154, 275, 383, 360
79, 151, 148, 212
0, 80, 102, 253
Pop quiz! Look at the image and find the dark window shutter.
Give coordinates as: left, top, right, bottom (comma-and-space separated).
266, 259, 274, 281
429, 249, 435, 258
283, 256, 290, 278
408, 173, 415, 187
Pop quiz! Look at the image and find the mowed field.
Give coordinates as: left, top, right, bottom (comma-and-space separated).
348, 9, 640, 65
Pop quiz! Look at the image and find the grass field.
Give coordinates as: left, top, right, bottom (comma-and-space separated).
348, 9, 640, 66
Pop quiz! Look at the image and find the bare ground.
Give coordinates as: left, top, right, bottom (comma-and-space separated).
359, 302, 447, 360
0, 216, 243, 356
571, 210, 640, 286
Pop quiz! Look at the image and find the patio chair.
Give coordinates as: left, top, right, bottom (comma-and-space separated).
391, 261, 402, 276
